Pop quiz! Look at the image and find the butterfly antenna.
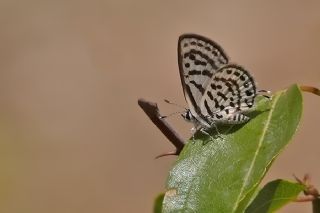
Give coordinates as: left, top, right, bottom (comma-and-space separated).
258, 89, 272, 99
258, 89, 271, 94
164, 99, 187, 110
159, 111, 185, 119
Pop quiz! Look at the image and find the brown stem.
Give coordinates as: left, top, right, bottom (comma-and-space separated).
294, 174, 320, 212
138, 98, 185, 157
299, 85, 320, 96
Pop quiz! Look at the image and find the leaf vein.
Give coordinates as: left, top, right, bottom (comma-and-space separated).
231, 94, 281, 212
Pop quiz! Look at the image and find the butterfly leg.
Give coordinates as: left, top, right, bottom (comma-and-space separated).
200, 128, 215, 141
190, 126, 197, 143
211, 123, 223, 137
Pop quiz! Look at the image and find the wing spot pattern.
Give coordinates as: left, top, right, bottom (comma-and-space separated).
217, 91, 228, 101
197, 43, 203, 47
212, 50, 218, 56
188, 49, 220, 70
204, 100, 213, 116
234, 71, 240, 76
189, 54, 196, 60
207, 91, 214, 100
246, 90, 253, 96
202, 70, 213, 78
189, 70, 202, 75
216, 114, 223, 119
214, 99, 220, 108
211, 84, 216, 90
190, 80, 205, 94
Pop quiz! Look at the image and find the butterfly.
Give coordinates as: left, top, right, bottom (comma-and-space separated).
178, 34, 263, 134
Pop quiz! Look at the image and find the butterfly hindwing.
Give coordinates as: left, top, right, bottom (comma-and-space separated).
199, 64, 257, 124
178, 34, 229, 116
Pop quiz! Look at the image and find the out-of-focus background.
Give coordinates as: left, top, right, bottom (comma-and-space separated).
0, 1, 319, 212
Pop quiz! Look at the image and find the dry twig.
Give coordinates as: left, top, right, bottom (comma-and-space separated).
138, 98, 185, 158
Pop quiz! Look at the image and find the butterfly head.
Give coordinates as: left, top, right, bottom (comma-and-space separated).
181, 109, 195, 122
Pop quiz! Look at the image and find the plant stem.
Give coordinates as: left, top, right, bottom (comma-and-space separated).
138, 98, 185, 157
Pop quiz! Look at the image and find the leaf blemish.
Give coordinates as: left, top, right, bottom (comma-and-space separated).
166, 188, 177, 197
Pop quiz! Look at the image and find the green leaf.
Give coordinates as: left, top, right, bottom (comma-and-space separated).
154, 193, 164, 213
245, 179, 305, 213
162, 84, 303, 213
236, 185, 260, 213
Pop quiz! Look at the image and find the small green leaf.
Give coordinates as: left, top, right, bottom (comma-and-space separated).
245, 179, 305, 213
162, 84, 303, 212
154, 193, 164, 213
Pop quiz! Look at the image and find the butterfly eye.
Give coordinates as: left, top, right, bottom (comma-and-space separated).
181, 111, 193, 122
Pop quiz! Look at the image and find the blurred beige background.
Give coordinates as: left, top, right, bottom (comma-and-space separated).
0, 0, 319, 212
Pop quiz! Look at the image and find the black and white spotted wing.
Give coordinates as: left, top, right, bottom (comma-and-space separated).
178, 34, 229, 121
178, 34, 258, 129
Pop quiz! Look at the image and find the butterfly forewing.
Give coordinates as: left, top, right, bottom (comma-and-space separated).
178, 34, 229, 117
199, 64, 257, 124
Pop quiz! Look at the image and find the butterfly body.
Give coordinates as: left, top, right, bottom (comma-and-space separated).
178, 34, 258, 132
